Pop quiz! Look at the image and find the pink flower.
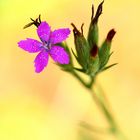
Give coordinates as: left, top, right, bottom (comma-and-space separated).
18, 21, 70, 73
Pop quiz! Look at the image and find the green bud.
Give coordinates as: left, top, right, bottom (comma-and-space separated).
87, 1, 104, 49
87, 44, 100, 76
88, 23, 99, 49
71, 23, 90, 70
99, 29, 116, 69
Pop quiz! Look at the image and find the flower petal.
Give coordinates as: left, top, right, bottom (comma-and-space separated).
18, 38, 42, 53
49, 46, 69, 64
34, 50, 49, 73
37, 21, 51, 42
50, 28, 70, 44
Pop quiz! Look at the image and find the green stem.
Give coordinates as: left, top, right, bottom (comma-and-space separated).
89, 88, 129, 140
71, 70, 89, 87
87, 76, 95, 88
94, 82, 113, 111
71, 71, 129, 140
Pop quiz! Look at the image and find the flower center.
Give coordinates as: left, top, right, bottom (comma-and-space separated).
43, 41, 51, 50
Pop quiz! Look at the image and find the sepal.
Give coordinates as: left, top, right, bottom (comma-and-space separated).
99, 29, 116, 69
71, 23, 90, 71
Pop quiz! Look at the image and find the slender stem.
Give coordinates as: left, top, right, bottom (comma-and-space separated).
88, 88, 129, 140
71, 71, 129, 140
71, 71, 95, 89
94, 82, 113, 111
89, 88, 117, 128
71, 70, 89, 87
87, 76, 95, 88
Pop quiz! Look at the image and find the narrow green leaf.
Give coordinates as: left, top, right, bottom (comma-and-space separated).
101, 63, 118, 72
73, 67, 85, 73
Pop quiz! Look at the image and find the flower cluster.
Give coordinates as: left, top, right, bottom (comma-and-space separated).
71, 1, 116, 77
18, 1, 116, 76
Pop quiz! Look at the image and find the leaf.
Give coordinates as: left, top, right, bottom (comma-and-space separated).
71, 48, 78, 60
73, 67, 85, 73
101, 63, 118, 72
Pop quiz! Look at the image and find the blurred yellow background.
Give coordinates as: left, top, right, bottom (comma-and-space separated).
0, 0, 140, 140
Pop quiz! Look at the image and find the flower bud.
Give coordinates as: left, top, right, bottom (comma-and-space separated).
90, 44, 98, 58
99, 29, 116, 69
87, 1, 104, 49
71, 23, 90, 70
106, 29, 116, 42
87, 44, 100, 76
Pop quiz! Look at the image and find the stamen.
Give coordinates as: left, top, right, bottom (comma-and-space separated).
43, 41, 51, 50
